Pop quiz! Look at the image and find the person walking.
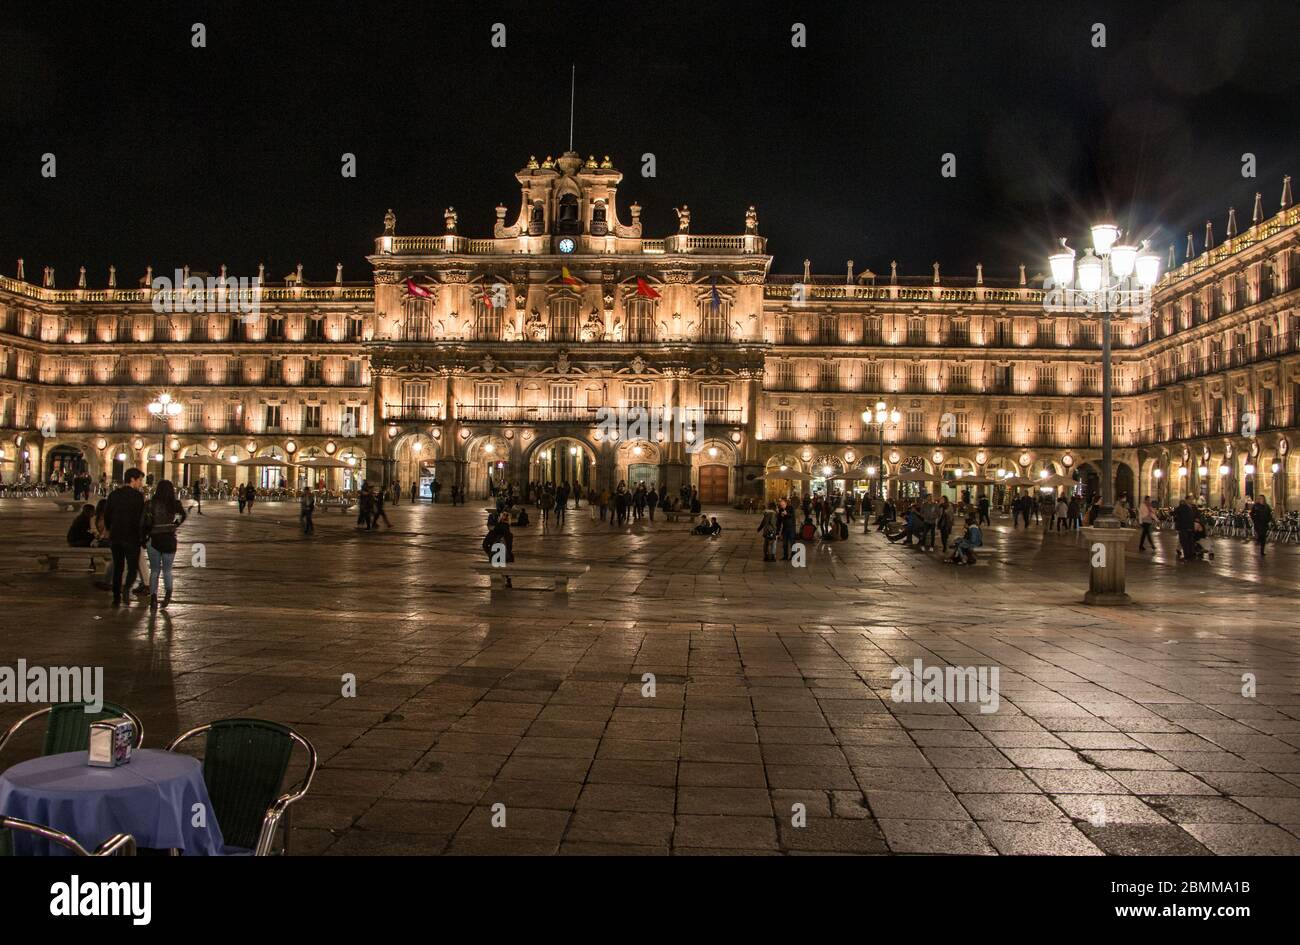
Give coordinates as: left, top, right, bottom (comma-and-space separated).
104, 467, 146, 607
1173, 495, 1199, 561
245, 484, 256, 514
1055, 496, 1069, 531
1137, 495, 1157, 551
615, 482, 629, 525
301, 487, 316, 535
977, 494, 990, 527
920, 495, 939, 550
357, 483, 374, 530
757, 502, 778, 561
193, 477, 204, 515
540, 486, 555, 529
599, 487, 610, 522
143, 479, 187, 609
776, 498, 796, 560
373, 486, 392, 528
237, 483, 247, 514
555, 483, 569, 525
1250, 495, 1272, 556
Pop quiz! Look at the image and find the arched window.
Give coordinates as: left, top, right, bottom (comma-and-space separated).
556, 194, 580, 234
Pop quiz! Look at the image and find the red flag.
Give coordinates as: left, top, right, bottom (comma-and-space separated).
636, 277, 660, 299
405, 277, 433, 298
481, 283, 495, 307
561, 266, 582, 286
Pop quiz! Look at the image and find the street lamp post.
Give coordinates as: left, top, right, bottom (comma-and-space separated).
1050, 226, 1159, 606
1050, 227, 1161, 525
147, 392, 183, 482
861, 401, 900, 503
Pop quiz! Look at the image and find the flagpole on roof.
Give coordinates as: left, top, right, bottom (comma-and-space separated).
569, 64, 575, 152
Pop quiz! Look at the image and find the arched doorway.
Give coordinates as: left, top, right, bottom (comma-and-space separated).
1114, 462, 1135, 506
618, 440, 661, 490
694, 439, 737, 505
393, 433, 437, 499
530, 437, 593, 495
45, 444, 88, 488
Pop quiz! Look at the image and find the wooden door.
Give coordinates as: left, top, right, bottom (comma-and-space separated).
698, 465, 729, 504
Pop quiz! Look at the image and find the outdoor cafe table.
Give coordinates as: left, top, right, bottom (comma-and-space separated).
0, 749, 225, 855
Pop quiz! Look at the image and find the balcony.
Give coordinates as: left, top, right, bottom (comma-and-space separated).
455, 405, 600, 423
384, 403, 441, 422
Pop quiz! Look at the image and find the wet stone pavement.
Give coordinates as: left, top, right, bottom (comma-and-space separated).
1, 496, 1298, 855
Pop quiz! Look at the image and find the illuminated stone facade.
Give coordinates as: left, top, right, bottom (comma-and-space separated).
2, 154, 1296, 507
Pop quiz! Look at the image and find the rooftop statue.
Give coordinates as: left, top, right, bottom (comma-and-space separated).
383, 208, 396, 235
675, 205, 691, 233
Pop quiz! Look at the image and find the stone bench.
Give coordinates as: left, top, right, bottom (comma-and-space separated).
49, 497, 82, 512
318, 498, 355, 513
471, 561, 590, 592
30, 546, 111, 572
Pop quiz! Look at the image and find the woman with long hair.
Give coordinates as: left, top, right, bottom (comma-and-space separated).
143, 479, 187, 608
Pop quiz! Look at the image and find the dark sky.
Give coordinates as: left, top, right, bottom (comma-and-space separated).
2, 0, 1297, 283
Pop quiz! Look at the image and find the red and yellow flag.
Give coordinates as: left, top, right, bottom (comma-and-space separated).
561, 266, 582, 286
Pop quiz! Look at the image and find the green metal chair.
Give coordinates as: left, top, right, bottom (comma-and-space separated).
0, 816, 136, 856
166, 718, 316, 856
0, 702, 144, 758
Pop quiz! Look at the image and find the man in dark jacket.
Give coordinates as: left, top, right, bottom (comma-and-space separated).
1250, 497, 1273, 556
1172, 495, 1199, 562
104, 468, 146, 605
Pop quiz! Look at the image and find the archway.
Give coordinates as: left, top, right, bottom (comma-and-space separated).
529, 436, 594, 497
762, 453, 804, 505
693, 438, 737, 505
393, 432, 438, 499
617, 440, 661, 490
45, 442, 90, 489
1114, 462, 1135, 506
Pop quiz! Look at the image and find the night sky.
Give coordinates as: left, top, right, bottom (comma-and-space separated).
2, 0, 1297, 284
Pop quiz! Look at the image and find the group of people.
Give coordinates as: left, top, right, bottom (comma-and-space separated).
875, 494, 984, 563
65, 467, 188, 607
354, 481, 393, 530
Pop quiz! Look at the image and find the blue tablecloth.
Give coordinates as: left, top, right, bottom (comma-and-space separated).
0, 749, 225, 855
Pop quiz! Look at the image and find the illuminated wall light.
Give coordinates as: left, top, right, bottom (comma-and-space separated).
1177, 467, 1188, 477
1244, 463, 1256, 475
1218, 464, 1230, 476
116, 452, 126, 461
1198, 465, 1209, 477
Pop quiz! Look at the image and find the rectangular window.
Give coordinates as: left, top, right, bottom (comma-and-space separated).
345, 317, 362, 341
265, 404, 282, 431
907, 320, 926, 345
862, 319, 882, 344
625, 384, 651, 411
775, 408, 792, 433
112, 401, 129, 428
303, 405, 322, 431
188, 401, 203, 429
995, 412, 1014, 436
863, 361, 882, 390
345, 360, 362, 386
266, 318, 285, 341
906, 410, 924, 434
77, 401, 92, 426
702, 386, 728, 419
1036, 366, 1057, 394
304, 359, 322, 384
817, 408, 837, 436
1080, 413, 1096, 442
55, 401, 70, 423
774, 361, 794, 389
907, 362, 925, 391
949, 364, 970, 392
341, 405, 361, 436
306, 318, 325, 341
1080, 367, 1099, 393
1037, 413, 1055, 439
953, 412, 969, 436
550, 298, 579, 342
550, 384, 575, 410
267, 359, 283, 383
818, 362, 837, 390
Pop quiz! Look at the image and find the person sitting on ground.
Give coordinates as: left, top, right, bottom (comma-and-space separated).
707, 516, 722, 537
482, 512, 515, 586
67, 504, 96, 547
692, 514, 711, 535
799, 516, 817, 541
950, 516, 983, 565
514, 505, 530, 527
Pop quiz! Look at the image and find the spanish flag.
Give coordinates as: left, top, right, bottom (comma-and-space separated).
405, 277, 433, 299
561, 266, 582, 286
635, 277, 660, 299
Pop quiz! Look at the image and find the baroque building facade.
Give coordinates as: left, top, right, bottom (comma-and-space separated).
2, 152, 1297, 509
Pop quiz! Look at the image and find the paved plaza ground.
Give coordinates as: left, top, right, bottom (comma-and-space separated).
1, 496, 1299, 855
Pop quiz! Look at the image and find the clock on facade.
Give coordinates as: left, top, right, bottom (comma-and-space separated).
558, 237, 576, 254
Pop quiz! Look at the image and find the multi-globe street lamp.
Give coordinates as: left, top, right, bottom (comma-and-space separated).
147, 392, 183, 481
861, 401, 900, 501
1049, 225, 1161, 526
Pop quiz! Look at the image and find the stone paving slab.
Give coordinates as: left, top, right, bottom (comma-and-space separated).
0, 498, 1298, 855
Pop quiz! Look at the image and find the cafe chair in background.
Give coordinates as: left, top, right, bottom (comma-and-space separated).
0, 816, 137, 856
166, 718, 317, 856
0, 702, 145, 759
